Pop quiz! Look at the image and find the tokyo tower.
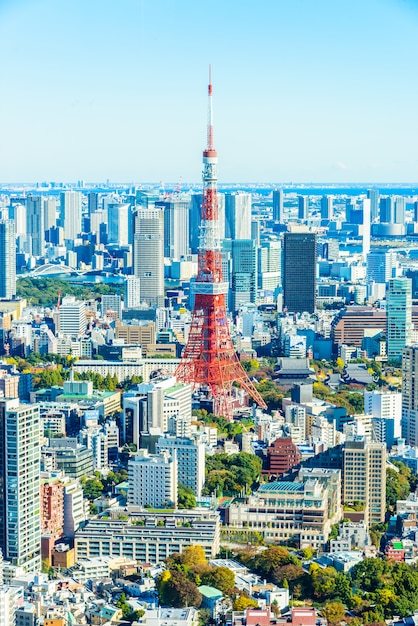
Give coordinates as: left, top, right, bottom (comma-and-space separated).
175, 69, 267, 420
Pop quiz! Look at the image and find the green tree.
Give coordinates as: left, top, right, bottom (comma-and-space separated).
322, 601, 346, 626
178, 483, 197, 509
81, 477, 104, 500
157, 570, 202, 608
201, 567, 235, 594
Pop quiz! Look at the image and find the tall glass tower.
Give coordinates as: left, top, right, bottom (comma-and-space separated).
387, 277, 412, 362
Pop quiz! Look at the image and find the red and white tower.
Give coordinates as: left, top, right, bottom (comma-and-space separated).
175, 68, 267, 420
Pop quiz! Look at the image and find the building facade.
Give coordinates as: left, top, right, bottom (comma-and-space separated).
283, 232, 316, 314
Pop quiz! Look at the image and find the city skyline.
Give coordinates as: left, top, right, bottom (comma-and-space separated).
0, 0, 418, 183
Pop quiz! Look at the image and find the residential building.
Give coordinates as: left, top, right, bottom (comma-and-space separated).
343, 436, 386, 527
0, 399, 41, 571
297, 195, 308, 220
263, 437, 301, 477
320, 195, 333, 220
156, 435, 205, 497
282, 232, 316, 314
364, 390, 402, 449
387, 278, 412, 361
26, 195, 45, 257
402, 345, 418, 446
0, 220, 16, 299
128, 449, 177, 508
60, 191, 82, 241
124, 276, 141, 309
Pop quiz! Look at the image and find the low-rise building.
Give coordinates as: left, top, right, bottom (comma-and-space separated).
75, 508, 220, 563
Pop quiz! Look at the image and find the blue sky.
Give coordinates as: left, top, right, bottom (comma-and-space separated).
0, 0, 417, 183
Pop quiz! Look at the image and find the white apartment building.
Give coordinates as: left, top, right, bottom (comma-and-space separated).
156, 435, 205, 497
58, 297, 87, 337
128, 449, 177, 508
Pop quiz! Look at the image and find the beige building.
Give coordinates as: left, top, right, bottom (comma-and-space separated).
224, 469, 342, 550
343, 436, 386, 527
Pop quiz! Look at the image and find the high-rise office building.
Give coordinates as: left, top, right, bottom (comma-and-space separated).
225, 239, 257, 312
394, 196, 406, 224
379, 196, 393, 223
387, 277, 412, 362
320, 195, 333, 220
133, 207, 164, 307
367, 188, 380, 221
60, 191, 82, 241
156, 200, 190, 259
107, 203, 130, 246
0, 220, 16, 300
26, 195, 45, 257
366, 250, 397, 284
283, 232, 316, 314
343, 436, 386, 527
273, 189, 284, 222
124, 276, 141, 309
225, 192, 252, 240
88, 192, 99, 215
59, 297, 87, 337
0, 399, 41, 572
364, 390, 402, 449
258, 239, 281, 295
298, 195, 309, 220
362, 198, 371, 257
402, 345, 418, 446
43, 197, 57, 232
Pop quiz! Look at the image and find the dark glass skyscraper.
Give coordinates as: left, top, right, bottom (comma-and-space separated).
283, 232, 316, 314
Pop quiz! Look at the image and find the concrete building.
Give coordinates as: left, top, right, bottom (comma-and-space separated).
124, 276, 141, 309
156, 199, 190, 260
58, 297, 87, 337
107, 202, 130, 246
343, 436, 386, 527
225, 192, 252, 240
0, 220, 16, 300
155, 435, 205, 497
402, 344, 418, 447
75, 508, 220, 562
60, 191, 82, 241
133, 207, 164, 307
364, 390, 402, 449
128, 449, 177, 508
0, 399, 41, 572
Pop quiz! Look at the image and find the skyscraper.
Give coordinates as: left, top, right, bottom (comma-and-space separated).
298, 195, 309, 220
362, 198, 371, 257
229, 239, 257, 312
320, 195, 333, 220
133, 207, 164, 307
43, 197, 57, 232
366, 250, 397, 284
0, 220, 16, 300
283, 232, 316, 314
225, 192, 252, 239
60, 191, 82, 241
367, 188, 380, 222
0, 399, 41, 572
273, 189, 284, 222
26, 195, 45, 257
107, 203, 130, 246
402, 345, 418, 446
258, 239, 281, 295
156, 199, 190, 259
387, 277, 412, 362
379, 196, 394, 223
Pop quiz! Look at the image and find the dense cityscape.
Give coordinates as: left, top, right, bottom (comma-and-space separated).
2, 71, 418, 625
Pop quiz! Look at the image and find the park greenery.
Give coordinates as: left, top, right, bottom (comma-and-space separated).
16, 276, 123, 307
202, 452, 262, 497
